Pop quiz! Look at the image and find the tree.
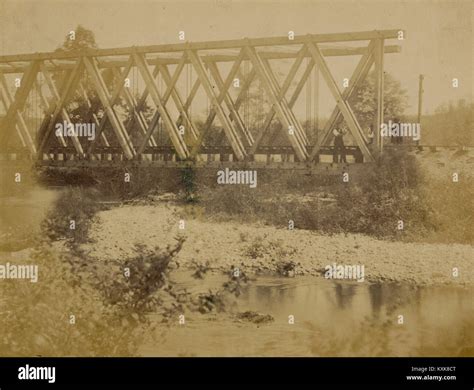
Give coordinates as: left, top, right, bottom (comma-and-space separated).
51, 25, 102, 126
48, 26, 154, 149
347, 71, 409, 130
56, 25, 98, 52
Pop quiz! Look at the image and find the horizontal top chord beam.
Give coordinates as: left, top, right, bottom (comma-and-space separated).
0, 29, 403, 64
0, 45, 401, 74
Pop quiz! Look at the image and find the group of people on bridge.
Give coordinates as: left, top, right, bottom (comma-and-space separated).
331, 118, 403, 163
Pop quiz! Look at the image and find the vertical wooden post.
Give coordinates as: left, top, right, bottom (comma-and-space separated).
374, 38, 385, 154
313, 64, 319, 143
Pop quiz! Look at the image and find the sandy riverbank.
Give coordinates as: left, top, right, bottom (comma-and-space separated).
83, 202, 474, 286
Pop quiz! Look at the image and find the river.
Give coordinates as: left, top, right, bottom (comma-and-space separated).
141, 271, 474, 356
1, 186, 473, 357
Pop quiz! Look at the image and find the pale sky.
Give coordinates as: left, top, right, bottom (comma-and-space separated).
0, 0, 472, 116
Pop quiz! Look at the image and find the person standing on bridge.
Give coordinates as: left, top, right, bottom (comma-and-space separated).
367, 124, 374, 145
333, 127, 347, 163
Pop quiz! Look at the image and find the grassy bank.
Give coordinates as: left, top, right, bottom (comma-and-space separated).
193, 149, 472, 245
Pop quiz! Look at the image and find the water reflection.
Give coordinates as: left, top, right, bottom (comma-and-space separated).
144, 274, 474, 357
368, 283, 383, 316
334, 283, 356, 310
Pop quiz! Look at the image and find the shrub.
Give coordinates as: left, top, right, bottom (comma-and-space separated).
0, 242, 151, 356
179, 166, 198, 203
326, 149, 434, 238
199, 185, 263, 218
99, 237, 185, 316
422, 177, 474, 244
41, 186, 103, 244
198, 148, 437, 241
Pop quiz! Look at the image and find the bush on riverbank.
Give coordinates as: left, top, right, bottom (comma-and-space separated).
0, 243, 153, 356
41, 187, 104, 244
198, 149, 440, 241
324, 149, 434, 238
423, 177, 473, 244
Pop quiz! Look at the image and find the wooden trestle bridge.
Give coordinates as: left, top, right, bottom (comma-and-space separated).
0, 30, 403, 168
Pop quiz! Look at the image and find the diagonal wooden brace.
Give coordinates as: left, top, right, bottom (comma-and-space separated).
207, 61, 253, 147
38, 60, 85, 155
83, 57, 135, 159
187, 49, 246, 160
0, 71, 37, 154
310, 40, 376, 160
40, 61, 84, 155
133, 52, 189, 159
306, 41, 374, 162
245, 45, 308, 161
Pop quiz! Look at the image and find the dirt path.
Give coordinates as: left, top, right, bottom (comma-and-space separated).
83, 203, 474, 286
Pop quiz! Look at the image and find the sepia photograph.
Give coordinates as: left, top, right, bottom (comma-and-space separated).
0, 0, 472, 386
